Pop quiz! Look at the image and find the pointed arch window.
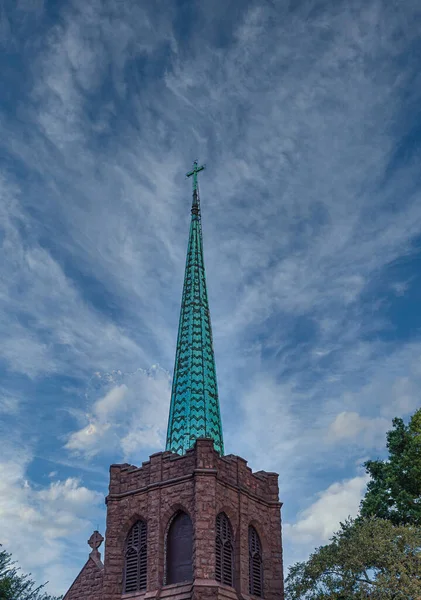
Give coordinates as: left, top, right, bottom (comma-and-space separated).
215, 512, 234, 586
123, 520, 147, 593
166, 511, 193, 584
249, 526, 263, 597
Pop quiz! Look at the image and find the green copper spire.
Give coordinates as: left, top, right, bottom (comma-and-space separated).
166, 161, 224, 456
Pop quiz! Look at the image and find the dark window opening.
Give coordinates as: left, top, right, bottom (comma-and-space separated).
166, 511, 193, 584
123, 520, 147, 593
215, 513, 234, 587
249, 526, 263, 597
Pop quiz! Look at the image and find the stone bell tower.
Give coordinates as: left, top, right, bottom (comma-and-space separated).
63, 162, 284, 600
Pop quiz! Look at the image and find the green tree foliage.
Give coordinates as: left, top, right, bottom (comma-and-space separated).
0, 545, 62, 600
286, 409, 421, 599
285, 517, 421, 599
360, 408, 421, 526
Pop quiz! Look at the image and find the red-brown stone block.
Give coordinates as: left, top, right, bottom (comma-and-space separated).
63, 554, 104, 600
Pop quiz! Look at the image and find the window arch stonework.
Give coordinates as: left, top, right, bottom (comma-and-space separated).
215, 512, 234, 587
249, 525, 263, 597
123, 520, 147, 593
165, 511, 193, 585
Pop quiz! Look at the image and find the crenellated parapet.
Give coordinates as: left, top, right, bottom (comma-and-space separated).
107, 440, 279, 506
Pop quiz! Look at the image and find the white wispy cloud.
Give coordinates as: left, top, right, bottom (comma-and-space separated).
66, 366, 171, 460
0, 174, 147, 379
0, 389, 21, 415
0, 447, 103, 595
283, 473, 369, 566
328, 411, 390, 446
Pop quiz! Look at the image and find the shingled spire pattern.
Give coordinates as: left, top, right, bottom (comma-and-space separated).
166, 162, 224, 456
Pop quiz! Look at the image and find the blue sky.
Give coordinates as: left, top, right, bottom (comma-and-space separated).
1, 0, 421, 594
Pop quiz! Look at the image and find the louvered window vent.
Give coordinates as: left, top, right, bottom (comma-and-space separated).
215, 513, 234, 587
248, 526, 263, 597
123, 520, 147, 593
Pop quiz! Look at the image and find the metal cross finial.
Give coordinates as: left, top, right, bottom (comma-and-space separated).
186, 160, 205, 193
88, 530, 104, 552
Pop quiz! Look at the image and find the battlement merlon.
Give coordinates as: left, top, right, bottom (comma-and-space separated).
106, 439, 281, 506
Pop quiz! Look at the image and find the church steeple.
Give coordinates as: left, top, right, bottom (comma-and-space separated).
166, 161, 224, 456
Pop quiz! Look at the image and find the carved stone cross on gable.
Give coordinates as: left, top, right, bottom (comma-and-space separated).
87, 530, 104, 568
88, 530, 104, 552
